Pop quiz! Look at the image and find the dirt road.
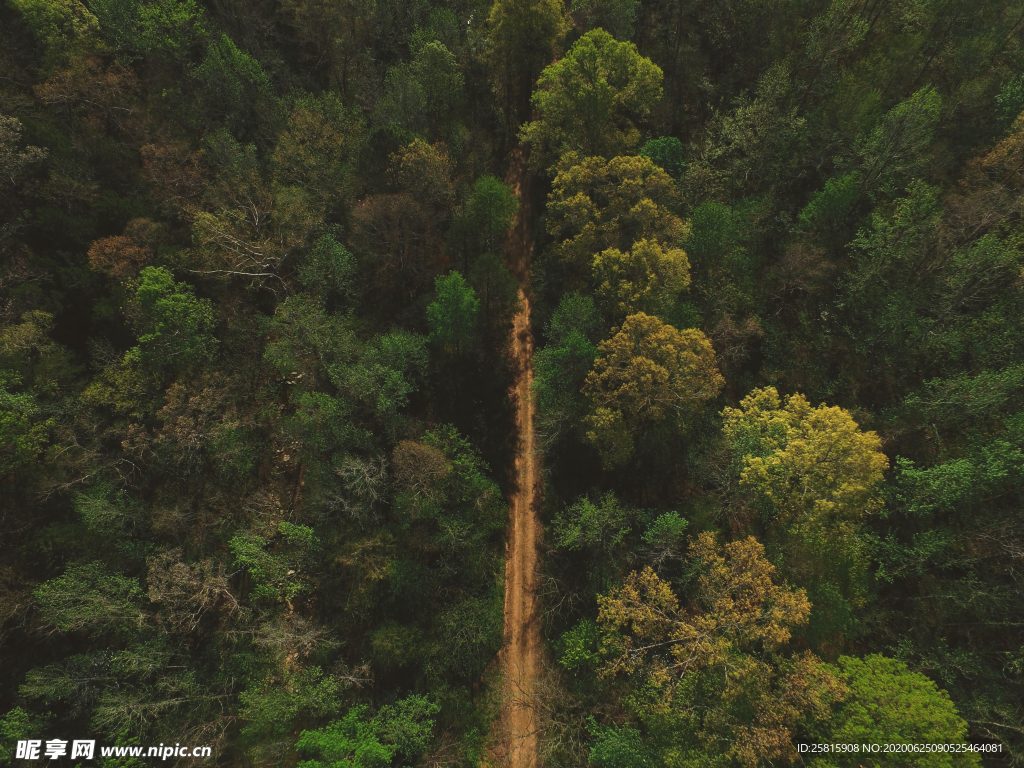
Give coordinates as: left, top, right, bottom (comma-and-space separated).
501, 146, 542, 768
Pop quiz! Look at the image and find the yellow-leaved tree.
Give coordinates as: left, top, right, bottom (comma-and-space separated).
722, 386, 889, 628
582, 313, 723, 466
546, 154, 685, 274
722, 386, 888, 533
597, 533, 846, 768
591, 238, 690, 320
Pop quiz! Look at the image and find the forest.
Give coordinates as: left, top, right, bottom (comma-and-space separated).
2, 0, 1024, 765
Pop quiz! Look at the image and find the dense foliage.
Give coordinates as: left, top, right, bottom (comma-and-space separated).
2, 0, 1024, 765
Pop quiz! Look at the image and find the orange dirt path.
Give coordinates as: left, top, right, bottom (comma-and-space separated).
501, 146, 542, 768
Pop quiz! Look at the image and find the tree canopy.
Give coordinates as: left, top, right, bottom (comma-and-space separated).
521, 29, 663, 165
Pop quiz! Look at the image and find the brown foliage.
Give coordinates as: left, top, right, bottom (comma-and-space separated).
388, 139, 456, 212
87, 219, 164, 280
140, 141, 206, 217
35, 55, 140, 136
597, 534, 845, 767
392, 440, 449, 496
148, 548, 240, 635
598, 534, 812, 680
351, 193, 446, 301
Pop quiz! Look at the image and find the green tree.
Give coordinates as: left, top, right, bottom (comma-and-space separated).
587, 720, 653, 768
722, 386, 889, 532
126, 266, 216, 375
521, 29, 663, 165
0, 372, 52, 476
487, 0, 569, 127
90, 0, 209, 65
295, 696, 439, 768
447, 176, 520, 270
194, 33, 276, 138
639, 136, 684, 179
8, 0, 99, 63
411, 41, 463, 129
534, 292, 602, 444
427, 272, 479, 354
551, 492, 633, 558
347, 330, 428, 442
681, 64, 806, 200
812, 656, 979, 767
857, 86, 941, 200
239, 666, 349, 757
464, 175, 519, 254
0, 708, 40, 766
373, 63, 426, 133
722, 386, 889, 619
295, 234, 358, 309
33, 562, 144, 639
469, 253, 520, 332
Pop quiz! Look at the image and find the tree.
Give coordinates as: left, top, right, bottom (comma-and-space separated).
722, 386, 888, 532
263, 295, 359, 387
33, 562, 144, 639
487, 0, 569, 128
591, 238, 690, 320
295, 234, 357, 309
351, 193, 440, 304
597, 534, 845, 768
812, 656, 979, 767
639, 136, 684, 179
372, 63, 426, 133
8, 0, 100, 63
571, 0, 640, 41
89, 0, 209, 64
545, 154, 684, 277
534, 292, 603, 444
0, 372, 52, 477
0, 114, 47, 192
87, 218, 162, 281
551, 492, 633, 558
190, 131, 320, 290
146, 548, 237, 635
347, 330, 429, 442
681, 64, 806, 200
388, 139, 455, 214
427, 272, 479, 354
294, 696, 438, 768
277, 0, 373, 94
640, 511, 689, 572
272, 93, 364, 222
587, 720, 652, 768
410, 41, 464, 129
520, 29, 663, 166
722, 387, 889, 618
468, 253, 520, 332
349, 142, 454, 305
857, 86, 941, 200
582, 313, 723, 466
195, 33, 277, 140
463, 175, 519, 254
126, 266, 216, 375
